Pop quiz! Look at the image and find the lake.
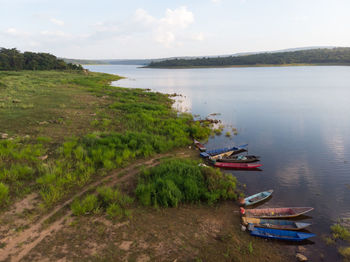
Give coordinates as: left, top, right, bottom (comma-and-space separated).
85, 64, 350, 261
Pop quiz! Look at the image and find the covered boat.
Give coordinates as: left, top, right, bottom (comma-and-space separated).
214, 162, 262, 169
217, 155, 260, 163
242, 207, 314, 218
200, 144, 248, 158
243, 190, 273, 206
242, 217, 311, 231
250, 227, 315, 242
193, 139, 206, 152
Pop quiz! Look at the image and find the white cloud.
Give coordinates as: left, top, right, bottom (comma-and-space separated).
211, 0, 222, 3
50, 18, 64, 26
161, 6, 194, 28
3, 27, 30, 37
134, 6, 196, 47
192, 32, 205, 41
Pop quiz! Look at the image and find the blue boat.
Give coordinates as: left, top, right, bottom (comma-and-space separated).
243, 217, 312, 231
243, 189, 273, 206
200, 144, 248, 158
250, 227, 315, 242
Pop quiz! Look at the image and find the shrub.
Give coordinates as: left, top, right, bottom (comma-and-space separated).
135, 159, 237, 207
106, 203, 124, 219
71, 194, 99, 216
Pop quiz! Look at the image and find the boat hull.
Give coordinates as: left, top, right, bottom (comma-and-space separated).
217, 155, 260, 163
193, 140, 206, 152
244, 190, 273, 206
242, 217, 312, 231
243, 207, 314, 218
250, 227, 315, 242
214, 162, 262, 169
200, 144, 248, 158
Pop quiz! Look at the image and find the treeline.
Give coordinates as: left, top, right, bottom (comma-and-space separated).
148, 48, 350, 68
0, 48, 83, 71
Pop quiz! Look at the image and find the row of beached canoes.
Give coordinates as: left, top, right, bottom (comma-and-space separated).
193, 140, 315, 242
240, 190, 316, 242
194, 140, 262, 169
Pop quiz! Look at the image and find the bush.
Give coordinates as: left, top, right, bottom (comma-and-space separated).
135, 159, 237, 207
72, 186, 133, 219
71, 194, 99, 216
0, 182, 9, 205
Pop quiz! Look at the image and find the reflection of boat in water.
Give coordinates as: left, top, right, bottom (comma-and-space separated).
242, 217, 312, 231
250, 227, 315, 241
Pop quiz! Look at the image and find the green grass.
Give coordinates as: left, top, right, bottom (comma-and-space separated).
135, 159, 238, 207
331, 224, 350, 241
0, 70, 212, 208
71, 186, 134, 219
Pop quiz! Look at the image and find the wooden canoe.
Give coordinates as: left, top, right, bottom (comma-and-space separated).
242, 217, 312, 231
200, 144, 248, 158
193, 139, 206, 152
244, 190, 273, 206
243, 207, 314, 218
217, 155, 260, 163
214, 162, 262, 169
250, 227, 315, 242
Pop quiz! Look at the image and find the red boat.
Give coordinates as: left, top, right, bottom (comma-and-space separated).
213, 162, 262, 169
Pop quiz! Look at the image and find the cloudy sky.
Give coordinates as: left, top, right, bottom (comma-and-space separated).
1, 0, 350, 59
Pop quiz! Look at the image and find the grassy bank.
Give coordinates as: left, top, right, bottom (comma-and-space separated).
0, 70, 211, 207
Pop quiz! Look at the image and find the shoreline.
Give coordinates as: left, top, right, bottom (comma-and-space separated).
144, 63, 350, 69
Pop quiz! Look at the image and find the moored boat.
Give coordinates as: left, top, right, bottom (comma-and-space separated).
214, 162, 262, 169
217, 155, 260, 163
242, 207, 314, 218
249, 227, 315, 242
242, 217, 312, 231
243, 190, 273, 206
200, 144, 248, 158
193, 139, 206, 151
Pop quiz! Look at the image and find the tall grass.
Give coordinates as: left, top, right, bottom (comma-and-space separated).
71, 186, 133, 219
135, 159, 238, 207
0, 182, 9, 206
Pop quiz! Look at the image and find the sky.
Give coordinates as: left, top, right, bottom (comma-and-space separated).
1, 0, 350, 59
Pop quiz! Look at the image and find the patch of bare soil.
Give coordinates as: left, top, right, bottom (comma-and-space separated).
22, 203, 292, 262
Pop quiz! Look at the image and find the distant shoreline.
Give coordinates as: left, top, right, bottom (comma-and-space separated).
145, 63, 350, 69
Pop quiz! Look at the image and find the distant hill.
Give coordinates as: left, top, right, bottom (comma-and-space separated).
62, 46, 338, 66
62, 58, 156, 65
147, 47, 350, 68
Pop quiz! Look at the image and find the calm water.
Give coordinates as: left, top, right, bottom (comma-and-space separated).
85, 65, 350, 261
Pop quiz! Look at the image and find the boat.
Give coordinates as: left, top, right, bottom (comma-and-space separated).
242, 217, 312, 231
200, 144, 248, 158
193, 139, 206, 151
213, 162, 262, 169
243, 190, 273, 206
217, 155, 260, 163
249, 227, 315, 242
242, 207, 314, 218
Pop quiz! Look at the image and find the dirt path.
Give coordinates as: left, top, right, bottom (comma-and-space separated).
0, 151, 190, 262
